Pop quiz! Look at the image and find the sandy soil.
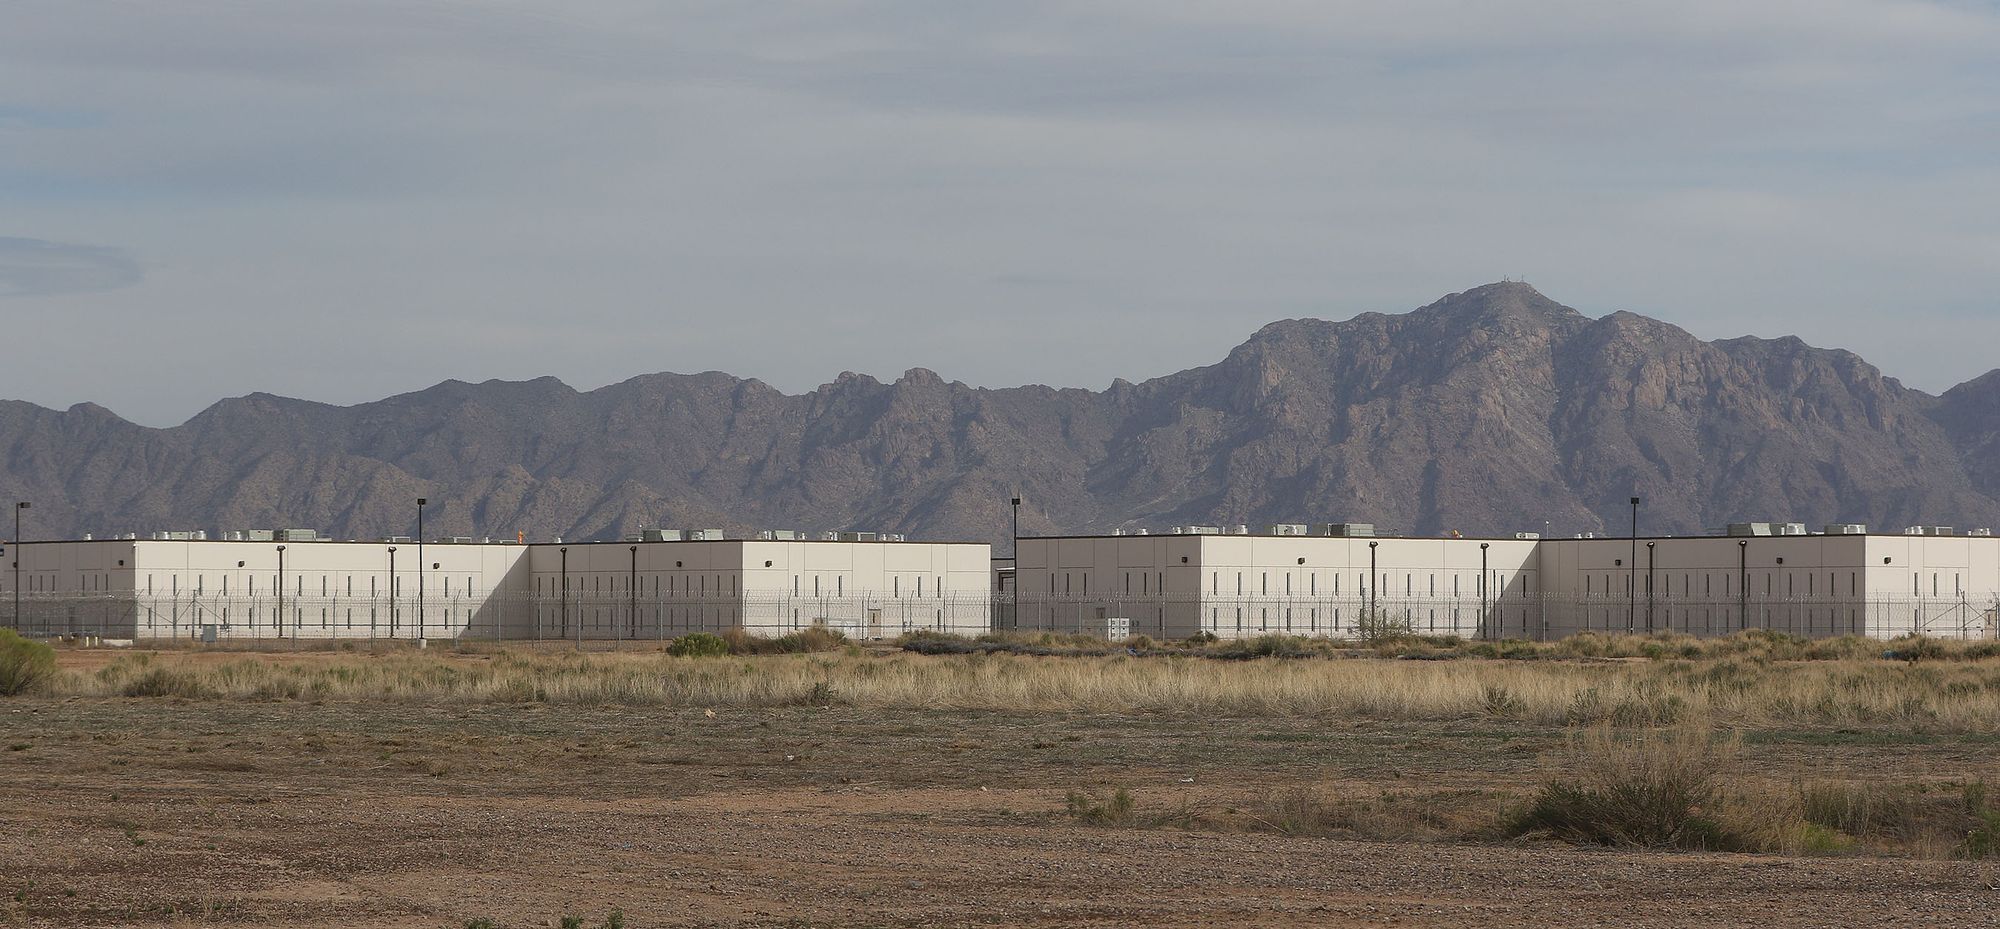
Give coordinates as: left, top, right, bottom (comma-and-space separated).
3, 675, 1999, 926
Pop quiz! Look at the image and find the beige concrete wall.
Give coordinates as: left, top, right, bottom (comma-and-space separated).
1014, 535, 1541, 640
1016, 532, 2000, 641
524, 540, 991, 638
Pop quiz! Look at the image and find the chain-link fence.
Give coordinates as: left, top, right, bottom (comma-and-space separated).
4, 590, 1995, 644
997, 593, 2000, 641
0, 590, 998, 645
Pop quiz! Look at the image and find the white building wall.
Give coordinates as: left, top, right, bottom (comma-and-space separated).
1016, 532, 2000, 641
3, 537, 988, 640
523, 539, 991, 640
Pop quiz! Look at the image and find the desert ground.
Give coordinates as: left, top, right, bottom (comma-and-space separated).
4, 641, 2000, 927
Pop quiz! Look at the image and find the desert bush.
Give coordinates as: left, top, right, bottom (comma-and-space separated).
768, 624, 849, 654
119, 666, 215, 699
1354, 608, 1417, 645
0, 629, 56, 696
1064, 788, 1136, 825
1508, 726, 1742, 849
666, 632, 730, 658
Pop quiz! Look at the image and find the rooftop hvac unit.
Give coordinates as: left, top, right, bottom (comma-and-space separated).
1515, 532, 1542, 540
1112, 529, 1126, 536
446, 537, 474, 544
384, 536, 413, 543
1231, 525, 1250, 535
1931, 526, 1955, 537
1134, 529, 1148, 535
687, 528, 726, 541
1969, 528, 1994, 537
1824, 524, 1868, 535
640, 529, 683, 542
819, 531, 842, 541
880, 533, 907, 542
274, 529, 318, 542
1268, 523, 1310, 536
1776, 523, 1809, 537
837, 531, 877, 542
757, 529, 804, 541
1183, 525, 1221, 535
1727, 523, 1774, 537
1325, 523, 1376, 538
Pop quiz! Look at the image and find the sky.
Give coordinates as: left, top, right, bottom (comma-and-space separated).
2, 1, 1997, 427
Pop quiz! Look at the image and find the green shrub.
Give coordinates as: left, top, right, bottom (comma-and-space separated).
666, 632, 730, 658
0, 629, 56, 696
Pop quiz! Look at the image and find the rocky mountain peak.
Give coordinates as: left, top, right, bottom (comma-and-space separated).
2, 285, 1998, 544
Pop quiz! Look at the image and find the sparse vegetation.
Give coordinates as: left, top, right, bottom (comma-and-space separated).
0, 629, 56, 696
0, 638, 1982, 733
1507, 726, 1743, 850
665, 632, 730, 657
1064, 788, 1138, 825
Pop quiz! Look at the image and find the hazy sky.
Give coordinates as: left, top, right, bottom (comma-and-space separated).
4, 1, 1997, 426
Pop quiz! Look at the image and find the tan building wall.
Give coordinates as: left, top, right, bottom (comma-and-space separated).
525, 540, 990, 638
1017, 532, 2000, 641
3, 537, 990, 641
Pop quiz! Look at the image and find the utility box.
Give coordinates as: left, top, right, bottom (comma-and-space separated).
1082, 615, 1132, 640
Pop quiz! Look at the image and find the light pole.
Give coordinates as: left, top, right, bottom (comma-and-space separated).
387, 546, 398, 639
277, 545, 287, 640
628, 545, 638, 641
1628, 496, 1640, 634
11, 502, 25, 634
1367, 540, 1379, 623
1479, 542, 1490, 640
1737, 539, 1749, 633
416, 497, 426, 642
560, 546, 572, 648
1010, 496, 1021, 631
1645, 540, 1656, 634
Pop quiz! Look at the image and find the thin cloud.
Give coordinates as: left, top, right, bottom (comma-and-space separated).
0, 237, 142, 297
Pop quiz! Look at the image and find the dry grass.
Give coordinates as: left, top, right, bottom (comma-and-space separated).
25, 645, 2000, 733
1064, 726, 2000, 860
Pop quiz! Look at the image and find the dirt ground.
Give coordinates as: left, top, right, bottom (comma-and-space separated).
5, 656, 2000, 926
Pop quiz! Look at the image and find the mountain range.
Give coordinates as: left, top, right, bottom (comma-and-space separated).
5, 281, 1999, 546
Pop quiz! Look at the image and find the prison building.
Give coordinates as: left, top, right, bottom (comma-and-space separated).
1014, 528, 2000, 641
1, 535, 991, 642
1013, 534, 1540, 640
524, 538, 991, 640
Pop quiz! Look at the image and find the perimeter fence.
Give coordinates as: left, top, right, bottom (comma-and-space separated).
3, 590, 1994, 645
